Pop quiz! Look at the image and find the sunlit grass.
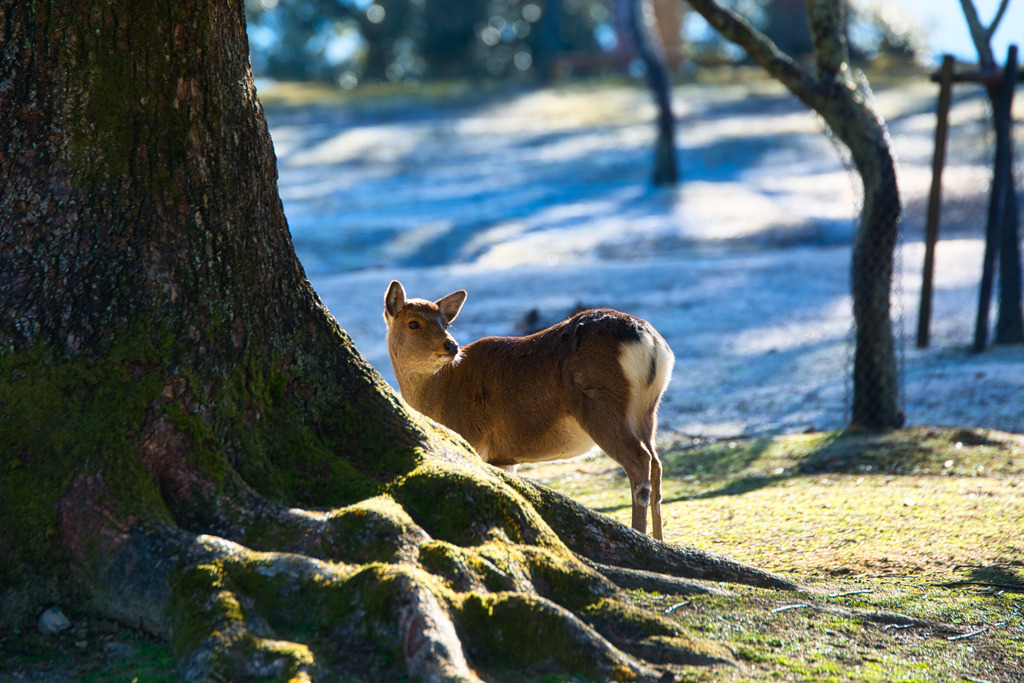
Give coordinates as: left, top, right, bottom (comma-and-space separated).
522, 427, 1024, 680
520, 427, 1024, 576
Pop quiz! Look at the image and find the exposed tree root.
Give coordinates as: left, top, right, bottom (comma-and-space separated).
57, 446, 749, 681
54, 433, 968, 681
459, 592, 656, 679
395, 575, 477, 682
585, 560, 735, 597
798, 602, 967, 637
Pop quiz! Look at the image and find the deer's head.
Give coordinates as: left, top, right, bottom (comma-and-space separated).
384, 280, 467, 375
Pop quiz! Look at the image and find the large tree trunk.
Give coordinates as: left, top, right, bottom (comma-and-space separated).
1, 1, 806, 679
684, 0, 904, 429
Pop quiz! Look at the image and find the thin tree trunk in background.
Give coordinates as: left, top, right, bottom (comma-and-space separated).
917, 54, 956, 349
991, 47, 1023, 344
623, 0, 679, 185
535, 0, 562, 82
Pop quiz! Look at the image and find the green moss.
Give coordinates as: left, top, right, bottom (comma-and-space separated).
167, 561, 243, 654
0, 336, 173, 616
150, 327, 420, 510
418, 541, 496, 592
457, 592, 625, 681
581, 598, 680, 641
203, 333, 423, 509
228, 400, 398, 509
321, 495, 424, 563
216, 551, 444, 667
167, 558, 321, 682
519, 546, 613, 610
392, 461, 561, 550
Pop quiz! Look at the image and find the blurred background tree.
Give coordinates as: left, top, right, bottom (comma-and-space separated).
243, 0, 929, 88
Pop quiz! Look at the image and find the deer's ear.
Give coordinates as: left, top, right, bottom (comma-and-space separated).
436, 290, 467, 324
385, 281, 407, 322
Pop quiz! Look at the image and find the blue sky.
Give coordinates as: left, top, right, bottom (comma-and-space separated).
898, 0, 1023, 63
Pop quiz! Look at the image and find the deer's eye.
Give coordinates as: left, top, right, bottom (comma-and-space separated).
408, 320, 421, 330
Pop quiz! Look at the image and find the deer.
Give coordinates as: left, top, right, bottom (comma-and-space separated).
383, 280, 675, 540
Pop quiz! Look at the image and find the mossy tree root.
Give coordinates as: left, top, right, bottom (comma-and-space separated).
584, 561, 737, 597
58, 443, 744, 681
80, 514, 476, 682
57, 434, 970, 682
169, 535, 478, 682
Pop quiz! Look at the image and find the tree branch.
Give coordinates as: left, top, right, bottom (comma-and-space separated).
989, 0, 1012, 37
806, 0, 849, 79
684, 0, 820, 108
958, 0, 1010, 69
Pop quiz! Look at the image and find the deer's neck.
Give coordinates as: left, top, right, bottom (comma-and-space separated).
393, 361, 458, 420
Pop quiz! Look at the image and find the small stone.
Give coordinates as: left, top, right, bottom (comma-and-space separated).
38, 607, 71, 634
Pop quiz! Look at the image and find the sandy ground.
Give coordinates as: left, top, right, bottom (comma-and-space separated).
264, 77, 1024, 438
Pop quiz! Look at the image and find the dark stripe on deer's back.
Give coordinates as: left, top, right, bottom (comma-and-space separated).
572, 309, 645, 344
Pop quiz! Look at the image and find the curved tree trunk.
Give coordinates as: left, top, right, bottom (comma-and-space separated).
803, 3, 902, 428
1, 1, 810, 680
684, 0, 903, 429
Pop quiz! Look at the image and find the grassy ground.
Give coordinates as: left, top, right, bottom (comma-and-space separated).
0, 619, 176, 682
520, 426, 1024, 682
524, 427, 1024, 576
3, 427, 1021, 681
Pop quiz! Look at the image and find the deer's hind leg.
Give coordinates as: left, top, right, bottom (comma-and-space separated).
640, 412, 663, 541
648, 449, 663, 541
576, 401, 660, 538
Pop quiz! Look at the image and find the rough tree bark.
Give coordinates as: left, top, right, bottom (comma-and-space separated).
685, 0, 903, 429
0, 1, 806, 680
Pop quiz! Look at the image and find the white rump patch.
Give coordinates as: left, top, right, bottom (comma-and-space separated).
619, 332, 674, 439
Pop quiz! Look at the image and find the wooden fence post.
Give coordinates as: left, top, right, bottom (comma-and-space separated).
917, 54, 956, 348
